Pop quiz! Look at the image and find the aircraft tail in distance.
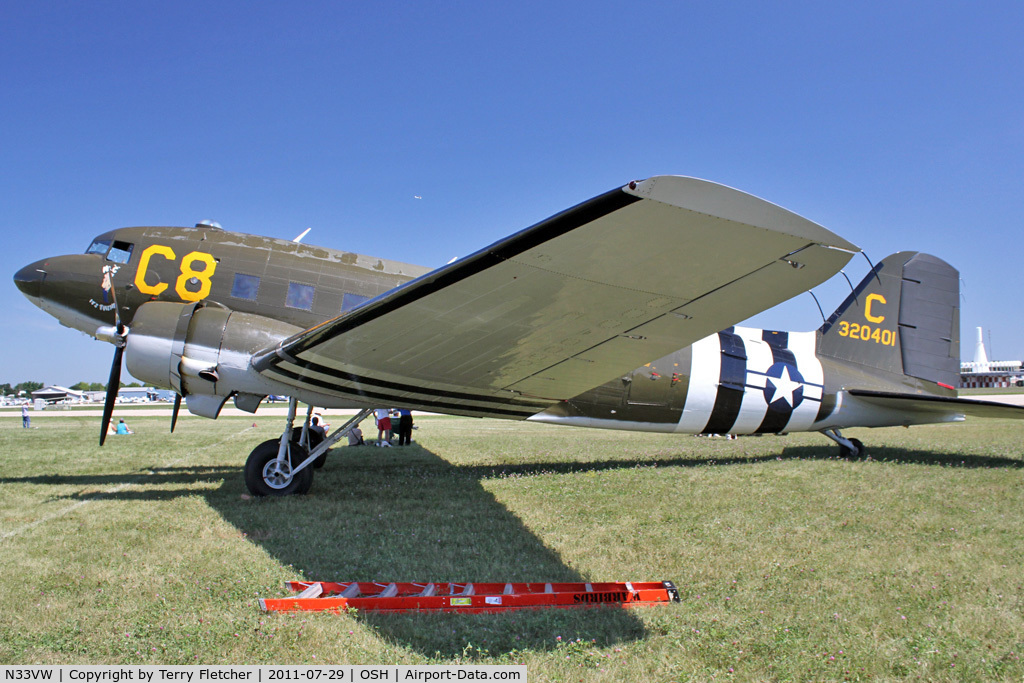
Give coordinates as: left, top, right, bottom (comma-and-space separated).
817, 252, 960, 392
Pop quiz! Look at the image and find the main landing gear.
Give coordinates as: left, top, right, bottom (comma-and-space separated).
822, 428, 866, 459
244, 399, 374, 497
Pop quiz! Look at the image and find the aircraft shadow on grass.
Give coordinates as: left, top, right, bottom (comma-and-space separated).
0, 466, 238, 490
10, 439, 1019, 656
451, 443, 1024, 479
210, 445, 650, 657
5, 445, 650, 656
4, 440, 1019, 495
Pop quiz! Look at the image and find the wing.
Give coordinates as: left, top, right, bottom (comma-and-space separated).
849, 390, 1024, 421
254, 176, 859, 418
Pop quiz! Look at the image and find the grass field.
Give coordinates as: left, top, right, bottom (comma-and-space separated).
0, 414, 1022, 681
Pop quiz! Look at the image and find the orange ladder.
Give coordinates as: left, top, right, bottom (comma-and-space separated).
260, 580, 679, 613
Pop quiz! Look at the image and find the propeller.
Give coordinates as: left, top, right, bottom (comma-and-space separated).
171, 393, 182, 433
99, 328, 125, 446
98, 267, 127, 446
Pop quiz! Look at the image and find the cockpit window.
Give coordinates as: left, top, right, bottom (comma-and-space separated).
86, 239, 111, 256
107, 241, 134, 264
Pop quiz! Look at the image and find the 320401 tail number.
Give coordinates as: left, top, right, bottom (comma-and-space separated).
837, 321, 897, 346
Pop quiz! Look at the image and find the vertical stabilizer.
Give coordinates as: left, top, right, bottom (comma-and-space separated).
818, 252, 960, 389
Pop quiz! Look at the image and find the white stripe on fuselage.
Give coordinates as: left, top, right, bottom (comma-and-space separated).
729, 330, 772, 433
673, 334, 719, 433
782, 329, 823, 433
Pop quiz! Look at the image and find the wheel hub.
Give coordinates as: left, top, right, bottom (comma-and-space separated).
262, 458, 294, 489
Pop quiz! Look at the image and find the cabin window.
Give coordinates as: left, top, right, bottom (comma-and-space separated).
286, 282, 315, 310
86, 239, 111, 256
107, 240, 134, 264
231, 273, 260, 301
341, 293, 370, 312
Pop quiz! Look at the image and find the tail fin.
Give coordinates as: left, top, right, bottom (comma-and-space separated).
817, 252, 960, 390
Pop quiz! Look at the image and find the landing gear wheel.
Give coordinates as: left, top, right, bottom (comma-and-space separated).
291, 426, 328, 468
244, 438, 314, 496
840, 438, 866, 460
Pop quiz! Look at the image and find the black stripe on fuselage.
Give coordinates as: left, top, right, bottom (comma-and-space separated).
275, 188, 643, 359
703, 329, 746, 434
264, 365, 542, 419
756, 330, 797, 434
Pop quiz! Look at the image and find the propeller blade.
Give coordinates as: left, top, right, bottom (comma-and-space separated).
171, 393, 182, 433
99, 344, 124, 446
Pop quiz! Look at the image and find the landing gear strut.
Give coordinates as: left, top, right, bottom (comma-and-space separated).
243, 399, 374, 497
822, 428, 866, 459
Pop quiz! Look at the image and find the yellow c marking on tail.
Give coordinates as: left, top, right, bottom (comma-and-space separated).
864, 293, 886, 323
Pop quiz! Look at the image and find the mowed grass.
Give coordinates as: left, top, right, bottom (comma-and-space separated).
0, 414, 1022, 681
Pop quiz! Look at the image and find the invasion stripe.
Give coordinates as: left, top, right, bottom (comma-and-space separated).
756, 335, 799, 434
728, 331, 774, 434
675, 334, 721, 434
263, 366, 542, 419
283, 356, 551, 409
703, 329, 746, 434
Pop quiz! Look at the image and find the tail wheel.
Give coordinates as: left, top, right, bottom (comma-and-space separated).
291, 426, 328, 468
840, 438, 866, 460
244, 439, 313, 496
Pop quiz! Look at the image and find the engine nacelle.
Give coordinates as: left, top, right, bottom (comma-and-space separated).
125, 301, 303, 417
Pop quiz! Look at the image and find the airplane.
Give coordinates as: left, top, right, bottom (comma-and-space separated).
14, 176, 1024, 496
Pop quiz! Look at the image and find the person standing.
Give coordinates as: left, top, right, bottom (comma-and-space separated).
389, 409, 401, 442
21, 403, 30, 429
374, 408, 391, 444
397, 408, 413, 446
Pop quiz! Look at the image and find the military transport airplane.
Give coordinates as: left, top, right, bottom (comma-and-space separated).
14, 176, 1024, 496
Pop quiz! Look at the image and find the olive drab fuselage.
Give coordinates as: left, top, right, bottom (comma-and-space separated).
26, 225, 432, 334
14, 224, 962, 435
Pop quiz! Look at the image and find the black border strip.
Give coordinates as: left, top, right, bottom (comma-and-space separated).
265, 366, 544, 419
283, 356, 552, 409
257, 187, 641, 364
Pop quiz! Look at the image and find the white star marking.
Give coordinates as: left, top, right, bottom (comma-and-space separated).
767, 366, 803, 407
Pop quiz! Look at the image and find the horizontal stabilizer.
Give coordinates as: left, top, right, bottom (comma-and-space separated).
848, 390, 1024, 420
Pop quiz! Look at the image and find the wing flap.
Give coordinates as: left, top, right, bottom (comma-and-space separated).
256, 177, 858, 415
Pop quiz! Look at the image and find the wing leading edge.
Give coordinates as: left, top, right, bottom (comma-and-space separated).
254, 176, 859, 418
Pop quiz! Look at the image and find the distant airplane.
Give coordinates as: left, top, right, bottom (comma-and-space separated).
14, 176, 1024, 496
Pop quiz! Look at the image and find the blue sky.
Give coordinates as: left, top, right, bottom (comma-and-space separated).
3, 1, 1023, 387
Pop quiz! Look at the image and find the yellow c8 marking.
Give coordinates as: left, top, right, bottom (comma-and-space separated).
135, 244, 217, 302
864, 293, 886, 323
838, 321, 896, 346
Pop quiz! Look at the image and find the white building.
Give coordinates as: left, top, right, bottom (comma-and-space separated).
960, 327, 1024, 388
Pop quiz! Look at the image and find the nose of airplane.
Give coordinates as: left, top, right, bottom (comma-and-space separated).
13, 261, 46, 299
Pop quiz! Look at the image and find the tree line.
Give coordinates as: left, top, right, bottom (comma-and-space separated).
2, 381, 145, 396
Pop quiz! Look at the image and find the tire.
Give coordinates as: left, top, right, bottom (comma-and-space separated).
244, 438, 314, 496
291, 426, 328, 468
839, 437, 866, 460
